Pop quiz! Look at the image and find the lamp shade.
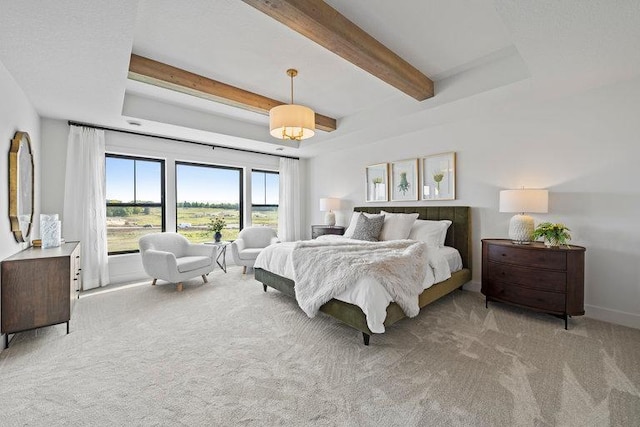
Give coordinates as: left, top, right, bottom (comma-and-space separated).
319, 198, 340, 212
499, 189, 548, 213
269, 104, 315, 141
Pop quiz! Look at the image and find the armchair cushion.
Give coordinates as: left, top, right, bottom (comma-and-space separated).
176, 256, 213, 273
236, 248, 263, 261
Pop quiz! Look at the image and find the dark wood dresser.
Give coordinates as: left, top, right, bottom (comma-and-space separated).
311, 225, 345, 239
481, 239, 585, 329
1, 242, 81, 348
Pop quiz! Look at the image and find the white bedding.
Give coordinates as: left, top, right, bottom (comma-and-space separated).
254, 235, 460, 333
440, 246, 463, 273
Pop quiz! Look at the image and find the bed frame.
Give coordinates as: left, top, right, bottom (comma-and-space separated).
255, 206, 472, 345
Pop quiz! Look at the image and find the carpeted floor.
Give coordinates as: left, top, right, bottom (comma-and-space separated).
1, 266, 639, 426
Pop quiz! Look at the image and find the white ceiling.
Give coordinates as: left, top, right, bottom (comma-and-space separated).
1, 0, 639, 158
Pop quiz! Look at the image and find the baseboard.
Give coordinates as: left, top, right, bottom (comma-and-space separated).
461, 281, 639, 330
585, 304, 640, 330
462, 280, 481, 292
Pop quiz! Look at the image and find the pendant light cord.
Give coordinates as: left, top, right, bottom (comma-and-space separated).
290, 73, 294, 104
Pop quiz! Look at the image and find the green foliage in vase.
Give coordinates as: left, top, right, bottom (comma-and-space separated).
207, 215, 226, 233
372, 177, 383, 184
532, 222, 571, 245
398, 172, 410, 194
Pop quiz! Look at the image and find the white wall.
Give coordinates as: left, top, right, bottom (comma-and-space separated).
41, 119, 305, 284
0, 60, 41, 349
306, 75, 640, 329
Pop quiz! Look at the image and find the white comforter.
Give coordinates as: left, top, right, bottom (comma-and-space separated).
254, 235, 453, 333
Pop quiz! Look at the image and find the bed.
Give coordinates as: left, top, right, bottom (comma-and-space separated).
254, 206, 472, 345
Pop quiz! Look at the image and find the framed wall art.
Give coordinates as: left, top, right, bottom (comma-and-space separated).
365, 163, 389, 202
390, 159, 419, 201
421, 152, 456, 200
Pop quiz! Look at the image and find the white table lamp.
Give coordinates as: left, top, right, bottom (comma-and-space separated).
319, 198, 340, 226
499, 189, 548, 244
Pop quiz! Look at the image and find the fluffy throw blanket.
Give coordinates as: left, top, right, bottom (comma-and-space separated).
291, 239, 428, 318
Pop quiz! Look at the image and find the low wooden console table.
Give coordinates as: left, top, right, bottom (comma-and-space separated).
1, 242, 81, 348
481, 239, 585, 329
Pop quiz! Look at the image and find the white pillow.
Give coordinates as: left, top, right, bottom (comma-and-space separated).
379, 211, 419, 241
408, 219, 452, 247
344, 212, 381, 238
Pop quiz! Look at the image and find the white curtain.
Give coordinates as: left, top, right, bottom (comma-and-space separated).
278, 157, 301, 242
63, 126, 109, 289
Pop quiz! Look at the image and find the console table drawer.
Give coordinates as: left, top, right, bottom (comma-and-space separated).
487, 261, 566, 292
489, 281, 565, 313
488, 244, 566, 270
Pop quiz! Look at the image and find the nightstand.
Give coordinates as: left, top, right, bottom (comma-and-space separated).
481, 239, 585, 329
311, 225, 345, 239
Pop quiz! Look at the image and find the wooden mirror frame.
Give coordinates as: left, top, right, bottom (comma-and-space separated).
9, 131, 34, 242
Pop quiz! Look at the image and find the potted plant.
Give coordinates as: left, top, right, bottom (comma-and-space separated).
208, 215, 226, 243
532, 222, 571, 247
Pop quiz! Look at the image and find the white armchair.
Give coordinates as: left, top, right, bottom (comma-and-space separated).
231, 227, 280, 273
139, 232, 216, 292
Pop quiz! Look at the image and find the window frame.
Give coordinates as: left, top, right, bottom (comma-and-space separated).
174, 161, 244, 233
105, 153, 166, 255
251, 169, 279, 209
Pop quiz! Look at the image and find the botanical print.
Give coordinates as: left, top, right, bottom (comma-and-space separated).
365, 163, 388, 202
421, 152, 455, 200
390, 159, 418, 201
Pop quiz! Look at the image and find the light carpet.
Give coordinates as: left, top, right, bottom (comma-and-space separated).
1, 266, 639, 426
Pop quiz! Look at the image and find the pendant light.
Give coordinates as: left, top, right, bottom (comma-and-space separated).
269, 69, 315, 141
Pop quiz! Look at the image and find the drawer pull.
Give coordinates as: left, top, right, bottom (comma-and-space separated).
76, 256, 80, 259
73, 278, 78, 281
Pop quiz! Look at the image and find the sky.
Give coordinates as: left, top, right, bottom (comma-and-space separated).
106, 158, 278, 204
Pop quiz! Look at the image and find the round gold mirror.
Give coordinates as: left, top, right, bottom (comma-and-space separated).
9, 131, 34, 242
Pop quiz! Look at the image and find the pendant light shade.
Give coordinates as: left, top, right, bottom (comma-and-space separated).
269, 69, 315, 141
269, 104, 315, 140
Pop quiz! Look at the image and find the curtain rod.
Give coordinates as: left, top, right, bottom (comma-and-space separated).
66, 121, 300, 160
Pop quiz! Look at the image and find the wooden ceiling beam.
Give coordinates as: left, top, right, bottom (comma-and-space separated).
242, 0, 434, 101
128, 54, 337, 132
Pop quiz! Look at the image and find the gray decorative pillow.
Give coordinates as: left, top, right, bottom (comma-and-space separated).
351, 213, 385, 241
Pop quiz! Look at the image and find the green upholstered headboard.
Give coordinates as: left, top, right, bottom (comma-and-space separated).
354, 206, 471, 270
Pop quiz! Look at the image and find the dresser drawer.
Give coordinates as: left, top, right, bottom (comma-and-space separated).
487, 261, 566, 292
488, 281, 565, 313
311, 226, 345, 239
488, 244, 566, 271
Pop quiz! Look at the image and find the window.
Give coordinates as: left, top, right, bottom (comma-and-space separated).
176, 162, 243, 243
251, 170, 279, 230
106, 154, 165, 254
